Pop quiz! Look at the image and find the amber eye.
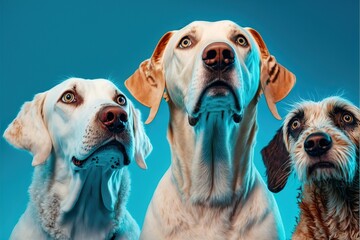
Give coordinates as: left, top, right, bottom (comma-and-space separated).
342, 113, 353, 123
61, 92, 76, 103
179, 37, 192, 48
291, 119, 301, 130
236, 35, 248, 47
116, 95, 127, 106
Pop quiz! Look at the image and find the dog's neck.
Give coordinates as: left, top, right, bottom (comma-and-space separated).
167, 95, 260, 207
29, 154, 128, 239
295, 165, 359, 239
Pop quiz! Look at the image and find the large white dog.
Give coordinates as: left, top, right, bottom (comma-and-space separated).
126, 20, 296, 239
4, 78, 152, 240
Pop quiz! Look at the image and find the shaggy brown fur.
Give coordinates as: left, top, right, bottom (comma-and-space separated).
293, 171, 359, 240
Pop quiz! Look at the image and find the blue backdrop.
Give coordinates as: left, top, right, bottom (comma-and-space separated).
0, 0, 358, 239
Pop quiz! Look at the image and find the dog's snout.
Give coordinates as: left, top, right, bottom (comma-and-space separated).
202, 42, 234, 71
98, 106, 128, 133
304, 132, 332, 157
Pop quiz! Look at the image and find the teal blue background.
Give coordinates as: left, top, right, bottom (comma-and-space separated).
0, 0, 358, 239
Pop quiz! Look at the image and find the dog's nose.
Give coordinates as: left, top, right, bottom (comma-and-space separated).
304, 132, 332, 157
98, 106, 128, 133
202, 42, 235, 72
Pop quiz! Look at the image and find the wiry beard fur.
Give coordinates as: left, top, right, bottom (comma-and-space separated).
294, 155, 359, 240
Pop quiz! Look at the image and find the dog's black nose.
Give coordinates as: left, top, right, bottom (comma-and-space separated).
304, 132, 332, 157
202, 42, 235, 72
98, 106, 128, 133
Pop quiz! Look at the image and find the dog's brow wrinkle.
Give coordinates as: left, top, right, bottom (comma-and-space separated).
190, 26, 197, 33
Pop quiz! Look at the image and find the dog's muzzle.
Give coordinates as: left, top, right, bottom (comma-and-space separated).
188, 42, 242, 127
72, 106, 131, 170
304, 132, 336, 175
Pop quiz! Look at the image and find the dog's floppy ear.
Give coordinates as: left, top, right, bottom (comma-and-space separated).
130, 104, 153, 169
3, 93, 52, 166
246, 28, 296, 120
261, 126, 292, 193
125, 31, 174, 124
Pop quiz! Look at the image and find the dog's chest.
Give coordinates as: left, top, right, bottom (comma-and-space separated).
148, 173, 276, 240
59, 168, 120, 239
162, 213, 270, 240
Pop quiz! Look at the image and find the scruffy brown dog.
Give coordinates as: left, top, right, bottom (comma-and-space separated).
261, 97, 359, 240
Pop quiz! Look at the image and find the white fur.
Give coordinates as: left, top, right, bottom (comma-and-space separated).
4, 78, 152, 240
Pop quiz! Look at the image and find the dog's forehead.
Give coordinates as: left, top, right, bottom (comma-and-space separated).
173, 20, 247, 41
49, 77, 122, 98
322, 97, 360, 117
285, 97, 360, 126
184, 20, 241, 31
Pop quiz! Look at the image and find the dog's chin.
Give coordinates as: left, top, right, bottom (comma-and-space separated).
306, 161, 340, 182
71, 141, 130, 171
187, 81, 242, 127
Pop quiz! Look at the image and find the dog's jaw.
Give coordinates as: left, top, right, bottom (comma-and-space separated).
167, 92, 260, 206
186, 79, 243, 127
71, 140, 130, 170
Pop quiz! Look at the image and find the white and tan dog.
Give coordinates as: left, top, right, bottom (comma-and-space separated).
261, 97, 359, 240
4, 78, 152, 240
126, 20, 296, 239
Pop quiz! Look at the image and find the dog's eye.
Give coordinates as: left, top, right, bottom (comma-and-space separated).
235, 35, 248, 47
116, 95, 127, 106
291, 119, 301, 130
342, 113, 354, 123
178, 37, 192, 49
61, 92, 76, 103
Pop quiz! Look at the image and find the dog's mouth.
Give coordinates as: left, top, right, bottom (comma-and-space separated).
188, 80, 242, 126
71, 140, 129, 169
308, 161, 336, 176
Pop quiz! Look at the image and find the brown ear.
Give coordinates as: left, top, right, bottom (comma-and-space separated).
125, 31, 174, 124
3, 93, 52, 166
246, 28, 296, 120
261, 126, 292, 193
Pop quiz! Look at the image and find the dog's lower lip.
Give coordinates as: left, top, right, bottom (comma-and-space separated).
308, 161, 335, 175
232, 113, 242, 123
72, 141, 129, 168
187, 112, 242, 126
72, 157, 84, 167
188, 115, 201, 126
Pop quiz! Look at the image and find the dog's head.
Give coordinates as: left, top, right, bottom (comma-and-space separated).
4, 78, 152, 171
261, 97, 359, 192
125, 20, 295, 125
